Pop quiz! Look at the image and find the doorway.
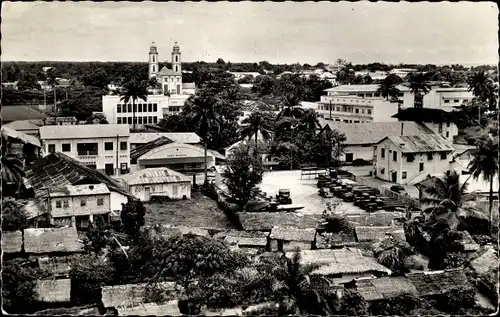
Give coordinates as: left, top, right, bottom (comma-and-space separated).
345, 153, 353, 162
144, 187, 151, 201
105, 163, 114, 176
391, 171, 397, 183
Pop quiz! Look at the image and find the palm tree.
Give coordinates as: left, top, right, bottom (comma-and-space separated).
240, 112, 273, 159
420, 170, 478, 230
1, 156, 26, 197
189, 92, 221, 185
298, 109, 321, 133
276, 86, 306, 120
468, 135, 499, 233
120, 79, 148, 131
468, 70, 498, 112
408, 72, 431, 108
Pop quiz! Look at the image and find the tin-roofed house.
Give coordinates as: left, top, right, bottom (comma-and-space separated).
121, 167, 191, 201
45, 183, 111, 229
269, 226, 316, 252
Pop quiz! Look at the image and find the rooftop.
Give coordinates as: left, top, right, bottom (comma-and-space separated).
383, 134, 455, 153
324, 84, 409, 93
321, 121, 433, 145
2, 105, 46, 123
238, 212, 322, 231
1, 231, 23, 254
129, 132, 201, 145
26, 152, 131, 197
34, 279, 71, 303
146, 224, 210, 239
158, 66, 182, 76
470, 247, 498, 276
24, 227, 83, 254
1, 125, 41, 147
131, 137, 174, 162
347, 212, 405, 227
354, 226, 405, 243
3, 119, 41, 132
392, 108, 457, 123
121, 167, 191, 186
182, 82, 196, 89
115, 300, 181, 316
269, 226, 316, 242
48, 183, 110, 197
40, 124, 129, 140
101, 282, 181, 308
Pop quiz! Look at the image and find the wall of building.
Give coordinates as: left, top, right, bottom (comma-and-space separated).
50, 194, 110, 218
129, 181, 191, 201
422, 121, 459, 142
375, 139, 453, 185
318, 95, 398, 122
270, 239, 312, 252
43, 136, 130, 175
400, 88, 473, 110
102, 95, 168, 126
341, 145, 375, 162
110, 191, 129, 214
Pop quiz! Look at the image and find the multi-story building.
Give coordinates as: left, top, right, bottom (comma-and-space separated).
46, 184, 111, 229
102, 94, 191, 128
149, 41, 183, 95
39, 124, 130, 176
392, 108, 459, 142
318, 86, 401, 122
374, 134, 455, 185
400, 86, 473, 112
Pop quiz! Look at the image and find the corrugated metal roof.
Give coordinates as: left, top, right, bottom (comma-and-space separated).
321, 121, 433, 145
129, 132, 201, 144
34, 279, 71, 303
121, 167, 191, 186
40, 124, 129, 140
3, 120, 41, 131
48, 183, 110, 197
2, 105, 47, 123
131, 137, 174, 162
385, 134, 455, 153
1, 126, 41, 147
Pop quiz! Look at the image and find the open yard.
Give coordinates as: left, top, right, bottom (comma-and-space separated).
145, 191, 235, 230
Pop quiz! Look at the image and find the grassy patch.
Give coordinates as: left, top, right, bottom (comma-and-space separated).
145, 191, 235, 230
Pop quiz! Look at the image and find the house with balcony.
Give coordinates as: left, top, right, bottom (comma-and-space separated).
319, 121, 433, 163
374, 134, 456, 185
39, 124, 130, 176
44, 184, 111, 229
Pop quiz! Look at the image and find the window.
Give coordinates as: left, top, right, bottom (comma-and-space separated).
355, 108, 359, 114
148, 116, 153, 123
427, 153, 433, 161
117, 117, 122, 124
454, 99, 459, 103
105, 163, 114, 176
105, 142, 113, 151
336, 107, 341, 111
440, 152, 447, 160
117, 104, 122, 113
133, 104, 137, 113
380, 168, 385, 174
80, 199, 86, 207
438, 123, 443, 133
153, 116, 158, 124
148, 104, 153, 112
175, 66, 178, 72
128, 104, 132, 112
419, 162, 424, 172
444, 99, 450, 103
56, 200, 61, 208
402, 172, 407, 179
361, 109, 365, 114
128, 117, 132, 124
446, 121, 450, 127
367, 109, 372, 115
122, 105, 127, 113
153, 103, 157, 112
407, 154, 415, 162
138, 117, 143, 124
393, 151, 397, 162
121, 163, 128, 174
63, 200, 69, 208
153, 55, 155, 62
381, 148, 385, 159
97, 198, 104, 206
446, 131, 449, 138
120, 142, 127, 151
62, 143, 71, 152
133, 117, 137, 124
175, 55, 178, 63
138, 104, 142, 112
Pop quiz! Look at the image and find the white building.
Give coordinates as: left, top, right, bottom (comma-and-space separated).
227, 72, 261, 81
389, 68, 417, 78
121, 167, 191, 202
149, 42, 182, 94
400, 87, 473, 112
354, 70, 389, 81
320, 121, 434, 163
101, 94, 190, 128
39, 124, 130, 176
374, 134, 456, 185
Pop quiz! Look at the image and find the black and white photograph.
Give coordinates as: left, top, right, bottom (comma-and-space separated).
1, 1, 499, 315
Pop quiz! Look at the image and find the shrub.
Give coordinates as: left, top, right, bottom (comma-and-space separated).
435, 287, 476, 314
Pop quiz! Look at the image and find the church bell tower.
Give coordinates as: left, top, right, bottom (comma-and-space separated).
149, 42, 159, 79
171, 41, 181, 74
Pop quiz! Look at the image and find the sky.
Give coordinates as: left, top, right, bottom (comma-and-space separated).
2, 1, 498, 65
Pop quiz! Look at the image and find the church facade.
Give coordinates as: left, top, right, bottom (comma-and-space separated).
149, 41, 183, 95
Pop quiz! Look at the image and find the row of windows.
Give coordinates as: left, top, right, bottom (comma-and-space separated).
117, 116, 158, 125
380, 148, 447, 162
320, 105, 372, 115
164, 77, 181, 82
55, 198, 104, 208
117, 103, 158, 113
49, 142, 127, 153
443, 98, 470, 104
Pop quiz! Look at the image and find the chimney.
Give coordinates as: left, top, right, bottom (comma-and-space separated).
401, 122, 404, 136
89, 185, 94, 190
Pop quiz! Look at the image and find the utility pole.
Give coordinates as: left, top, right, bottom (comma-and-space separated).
329, 100, 332, 120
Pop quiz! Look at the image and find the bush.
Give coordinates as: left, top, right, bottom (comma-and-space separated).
341, 289, 368, 315
435, 287, 476, 314
370, 294, 420, 315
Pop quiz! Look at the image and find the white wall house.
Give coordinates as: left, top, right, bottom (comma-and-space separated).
400, 87, 473, 112
39, 124, 130, 176
374, 134, 456, 185
318, 95, 399, 123
121, 167, 191, 202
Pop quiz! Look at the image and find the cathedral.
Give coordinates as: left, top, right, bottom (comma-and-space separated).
149, 41, 183, 95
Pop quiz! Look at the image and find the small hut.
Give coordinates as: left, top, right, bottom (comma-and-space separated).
269, 226, 316, 252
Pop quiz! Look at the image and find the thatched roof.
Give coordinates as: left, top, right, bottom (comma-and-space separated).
115, 300, 181, 316
406, 269, 470, 297
101, 282, 181, 308
316, 231, 357, 249
355, 226, 405, 243
355, 276, 417, 301
347, 212, 405, 227
24, 227, 83, 254
239, 212, 322, 231
1, 231, 23, 253
34, 279, 71, 303
286, 248, 391, 276
269, 226, 316, 242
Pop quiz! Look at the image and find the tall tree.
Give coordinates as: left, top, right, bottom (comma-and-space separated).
408, 72, 431, 108
240, 111, 273, 153
468, 135, 499, 234
468, 70, 498, 111
377, 75, 402, 100
119, 79, 148, 131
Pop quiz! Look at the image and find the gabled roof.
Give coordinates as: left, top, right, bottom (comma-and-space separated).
379, 134, 455, 153
115, 300, 182, 316
121, 167, 191, 186
48, 183, 110, 197
1, 126, 41, 147
392, 108, 456, 123
24, 227, 83, 254
158, 67, 181, 76
131, 137, 174, 162
2, 105, 46, 123
40, 124, 129, 140
129, 132, 201, 145
321, 121, 433, 145
324, 84, 409, 93
26, 152, 132, 197
3, 120, 41, 132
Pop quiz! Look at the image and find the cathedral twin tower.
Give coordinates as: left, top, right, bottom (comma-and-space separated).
148, 41, 182, 79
